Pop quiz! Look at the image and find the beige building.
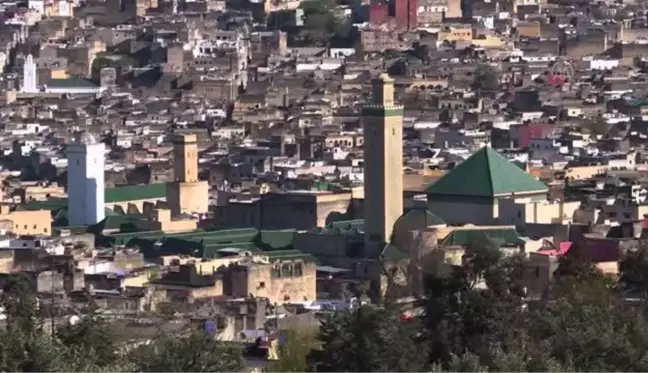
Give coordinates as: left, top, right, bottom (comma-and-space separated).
19, 183, 67, 203
498, 198, 581, 227
446, 0, 462, 18
229, 259, 316, 304
426, 147, 548, 225
213, 191, 356, 231
0, 206, 52, 235
134, 208, 198, 233
438, 25, 473, 43
166, 134, 209, 216
362, 73, 404, 252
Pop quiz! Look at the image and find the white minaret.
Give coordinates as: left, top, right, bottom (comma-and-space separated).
22, 54, 37, 93
66, 131, 105, 226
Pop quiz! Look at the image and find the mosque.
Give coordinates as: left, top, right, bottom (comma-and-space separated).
21, 54, 104, 95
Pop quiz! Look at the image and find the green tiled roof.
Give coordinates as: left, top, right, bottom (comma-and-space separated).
105, 183, 167, 203
54, 225, 89, 234
47, 78, 99, 88
257, 230, 297, 250
22, 184, 167, 214
307, 219, 365, 236
104, 230, 167, 246
440, 228, 524, 248
104, 227, 305, 260
426, 147, 548, 197
101, 226, 318, 263
327, 219, 364, 231
22, 199, 67, 212
91, 214, 146, 233
381, 243, 408, 261
50, 207, 127, 228
265, 249, 320, 264
396, 208, 445, 226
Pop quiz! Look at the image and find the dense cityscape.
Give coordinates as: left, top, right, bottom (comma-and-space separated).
0, 0, 647, 370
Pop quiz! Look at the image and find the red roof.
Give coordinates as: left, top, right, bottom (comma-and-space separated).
535, 241, 572, 257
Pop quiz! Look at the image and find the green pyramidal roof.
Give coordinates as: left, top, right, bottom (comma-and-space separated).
426, 147, 548, 197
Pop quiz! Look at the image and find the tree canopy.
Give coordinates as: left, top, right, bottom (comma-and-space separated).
3, 240, 648, 372
471, 64, 500, 98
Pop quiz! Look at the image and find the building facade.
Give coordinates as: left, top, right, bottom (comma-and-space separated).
66, 131, 106, 226
22, 54, 37, 93
166, 134, 209, 216
362, 74, 404, 253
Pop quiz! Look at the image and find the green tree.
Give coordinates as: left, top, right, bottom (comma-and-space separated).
91, 56, 115, 81
528, 266, 648, 372
56, 303, 119, 367
267, 329, 318, 372
620, 244, 648, 297
3, 274, 39, 335
471, 64, 500, 98
266, 10, 297, 31
307, 306, 427, 372
298, 0, 347, 46
424, 239, 530, 369
130, 330, 243, 372
585, 115, 610, 136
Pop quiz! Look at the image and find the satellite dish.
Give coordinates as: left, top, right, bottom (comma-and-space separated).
68, 315, 81, 326
204, 320, 217, 335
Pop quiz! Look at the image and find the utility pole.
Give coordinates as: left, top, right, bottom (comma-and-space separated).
50, 254, 55, 339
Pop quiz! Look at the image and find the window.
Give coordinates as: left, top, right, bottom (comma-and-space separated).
271, 264, 281, 278
294, 263, 303, 276
258, 281, 265, 289
282, 263, 293, 277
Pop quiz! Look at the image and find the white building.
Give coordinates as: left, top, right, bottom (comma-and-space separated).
22, 54, 37, 93
66, 132, 105, 226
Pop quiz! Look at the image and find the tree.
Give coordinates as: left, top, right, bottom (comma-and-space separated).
410, 43, 431, 64
620, 244, 648, 297
266, 10, 297, 31
430, 337, 568, 373
267, 329, 318, 372
307, 306, 427, 372
298, 0, 347, 46
471, 64, 500, 98
424, 239, 533, 369
2, 275, 38, 335
56, 303, 119, 367
528, 266, 648, 372
130, 330, 243, 372
91, 56, 115, 81
585, 115, 610, 136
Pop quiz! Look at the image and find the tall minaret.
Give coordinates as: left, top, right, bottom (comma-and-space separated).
173, 133, 198, 183
166, 133, 209, 216
362, 73, 404, 254
22, 54, 37, 93
66, 131, 106, 226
